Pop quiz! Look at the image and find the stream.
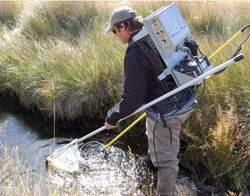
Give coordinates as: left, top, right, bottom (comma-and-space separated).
0, 95, 221, 195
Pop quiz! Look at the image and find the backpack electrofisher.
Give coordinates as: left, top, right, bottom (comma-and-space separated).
132, 3, 213, 114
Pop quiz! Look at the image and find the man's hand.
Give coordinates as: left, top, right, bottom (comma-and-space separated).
105, 121, 116, 130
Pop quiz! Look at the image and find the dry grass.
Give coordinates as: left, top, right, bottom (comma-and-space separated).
0, 142, 83, 196
184, 104, 250, 192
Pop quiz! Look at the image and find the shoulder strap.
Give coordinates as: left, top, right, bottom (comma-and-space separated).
129, 38, 165, 77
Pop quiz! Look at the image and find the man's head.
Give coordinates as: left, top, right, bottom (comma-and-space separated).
105, 6, 143, 44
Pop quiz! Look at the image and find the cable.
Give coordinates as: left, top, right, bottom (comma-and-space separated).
198, 47, 205, 56
152, 113, 179, 168
152, 118, 160, 168
231, 29, 250, 58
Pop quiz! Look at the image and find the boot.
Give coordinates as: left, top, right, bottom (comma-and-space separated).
156, 167, 178, 196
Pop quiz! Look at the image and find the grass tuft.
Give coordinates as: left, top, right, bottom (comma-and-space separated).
18, 1, 98, 40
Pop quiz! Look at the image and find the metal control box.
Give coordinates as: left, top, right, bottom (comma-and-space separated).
144, 3, 190, 55
133, 3, 212, 87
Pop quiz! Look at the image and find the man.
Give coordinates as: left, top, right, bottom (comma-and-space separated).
104, 6, 196, 196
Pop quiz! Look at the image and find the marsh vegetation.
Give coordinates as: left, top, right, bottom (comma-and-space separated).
0, 1, 249, 194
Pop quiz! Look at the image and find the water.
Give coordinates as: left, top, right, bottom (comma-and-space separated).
47, 141, 153, 195
0, 96, 200, 195
0, 96, 154, 194
0, 108, 52, 175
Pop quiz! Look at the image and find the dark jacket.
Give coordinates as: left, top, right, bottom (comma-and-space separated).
106, 31, 197, 125
106, 31, 163, 125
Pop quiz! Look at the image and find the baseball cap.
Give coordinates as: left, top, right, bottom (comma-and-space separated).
105, 6, 137, 33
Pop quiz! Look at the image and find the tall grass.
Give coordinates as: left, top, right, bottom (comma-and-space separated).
0, 142, 82, 196
0, 33, 124, 119
184, 104, 249, 192
18, 1, 99, 40
0, 1, 24, 28
0, 0, 249, 193
0, 1, 125, 119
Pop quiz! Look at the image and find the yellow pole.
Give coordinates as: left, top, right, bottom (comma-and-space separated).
208, 30, 242, 61
104, 112, 147, 149
104, 27, 245, 149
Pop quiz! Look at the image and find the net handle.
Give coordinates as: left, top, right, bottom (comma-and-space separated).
78, 126, 106, 143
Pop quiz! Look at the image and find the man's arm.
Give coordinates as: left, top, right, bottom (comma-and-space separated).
105, 51, 148, 127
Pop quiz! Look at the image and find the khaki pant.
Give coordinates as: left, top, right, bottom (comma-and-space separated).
146, 111, 191, 195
